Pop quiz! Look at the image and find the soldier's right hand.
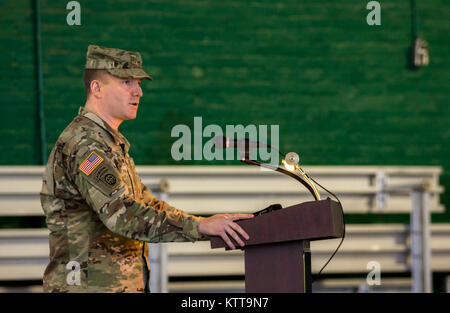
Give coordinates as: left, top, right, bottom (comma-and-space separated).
197, 213, 254, 249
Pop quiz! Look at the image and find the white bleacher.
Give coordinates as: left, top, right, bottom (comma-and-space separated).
0, 165, 447, 293
0, 166, 444, 216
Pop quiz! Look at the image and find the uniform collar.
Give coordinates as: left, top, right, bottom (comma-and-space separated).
78, 106, 130, 153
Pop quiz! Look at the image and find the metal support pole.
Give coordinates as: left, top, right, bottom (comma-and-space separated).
303, 240, 312, 293
410, 186, 432, 293
376, 170, 388, 211
159, 191, 169, 293
148, 190, 169, 293
149, 243, 168, 293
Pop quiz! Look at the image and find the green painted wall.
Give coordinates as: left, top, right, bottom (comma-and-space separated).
0, 0, 449, 219
0, 1, 40, 163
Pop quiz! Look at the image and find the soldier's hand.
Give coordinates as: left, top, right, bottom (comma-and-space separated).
198, 214, 254, 250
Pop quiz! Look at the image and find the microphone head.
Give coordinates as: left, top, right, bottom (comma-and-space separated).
285, 152, 300, 166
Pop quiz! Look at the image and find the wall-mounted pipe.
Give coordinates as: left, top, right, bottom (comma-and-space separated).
411, 0, 418, 40
33, 0, 47, 164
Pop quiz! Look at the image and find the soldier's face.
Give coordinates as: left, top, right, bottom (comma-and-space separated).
102, 75, 143, 121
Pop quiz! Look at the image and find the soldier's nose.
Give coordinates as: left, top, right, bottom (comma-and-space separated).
134, 85, 143, 98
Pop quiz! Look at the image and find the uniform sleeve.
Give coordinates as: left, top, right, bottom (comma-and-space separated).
138, 177, 209, 241
70, 140, 204, 243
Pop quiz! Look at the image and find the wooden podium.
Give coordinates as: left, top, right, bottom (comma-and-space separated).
210, 199, 344, 293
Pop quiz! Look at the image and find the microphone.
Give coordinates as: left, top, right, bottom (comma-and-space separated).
212, 136, 267, 150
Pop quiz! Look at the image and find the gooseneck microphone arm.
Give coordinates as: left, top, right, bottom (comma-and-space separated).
213, 135, 321, 201
240, 158, 320, 201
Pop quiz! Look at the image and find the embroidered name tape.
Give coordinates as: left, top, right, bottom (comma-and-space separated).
79, 152, 104, 176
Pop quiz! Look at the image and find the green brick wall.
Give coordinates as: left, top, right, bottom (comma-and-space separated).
0, 0, 449, 219
0, 1, 40, 164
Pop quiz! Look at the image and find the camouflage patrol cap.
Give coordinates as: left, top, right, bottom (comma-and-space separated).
85, 45, 152, 80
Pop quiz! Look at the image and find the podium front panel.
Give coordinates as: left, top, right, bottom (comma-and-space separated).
245, 241, 304, 293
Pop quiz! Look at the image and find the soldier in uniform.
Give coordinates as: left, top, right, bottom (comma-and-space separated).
40, 45, 253, 292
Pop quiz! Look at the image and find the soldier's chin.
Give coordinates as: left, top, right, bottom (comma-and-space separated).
124, 112, 137, 120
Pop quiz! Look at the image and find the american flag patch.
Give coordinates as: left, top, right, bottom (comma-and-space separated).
79, 152, 104, 176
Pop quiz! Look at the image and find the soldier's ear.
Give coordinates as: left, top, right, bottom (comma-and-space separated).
90, 80, 102, 98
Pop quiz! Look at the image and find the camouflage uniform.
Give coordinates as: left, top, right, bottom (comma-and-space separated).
40, 45, 206, 293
